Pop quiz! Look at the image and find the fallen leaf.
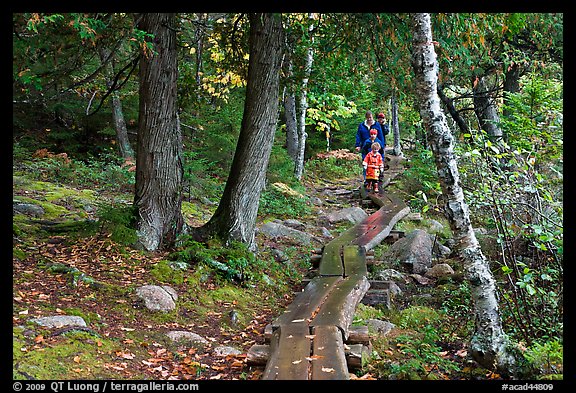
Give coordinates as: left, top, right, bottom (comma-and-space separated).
321, 367, 335, 372
73, 356, 81, 363
292, 359, 302, 364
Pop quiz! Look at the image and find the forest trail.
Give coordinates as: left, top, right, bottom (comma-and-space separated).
248, 152, 410, 380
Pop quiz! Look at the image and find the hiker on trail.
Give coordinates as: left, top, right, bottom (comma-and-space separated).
375, 112, 389, 182
363, 141, 384, 193
355, 110, 384, 155
361, 129, 384, 161
376, 112, 389, 153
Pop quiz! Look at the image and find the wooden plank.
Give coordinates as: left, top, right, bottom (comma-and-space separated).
343, 245, 367, 276
318, 242, 344, 276
345, 344, 370, 370
346, 325, 369, 345
361, 289, 391, 308
310, 274, 370, 340
262, 322, 312, 380
351, 201, 411, 251
273, 276, 342, 328
310, 325, 349, 380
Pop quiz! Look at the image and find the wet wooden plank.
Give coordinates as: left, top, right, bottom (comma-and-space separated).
318, 242, 344, 276
310, 325, 349, 380
343, 245, 367, 276
310, 274, 370, 340
273, 276, 342, 328
262, 322, 312, 380
351, 197, 410, 251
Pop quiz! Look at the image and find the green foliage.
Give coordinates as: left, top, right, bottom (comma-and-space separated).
304, 155, 360, 181
398, 147, 441, 214
501, 72, 563, 159
259, 186, 311, 219
95, 202, 137, 245
15, 149, 135, 193
371, 306, 460, 380
455, 71, 563, 347
522, 339, 563, 378
150, 260, 186, 285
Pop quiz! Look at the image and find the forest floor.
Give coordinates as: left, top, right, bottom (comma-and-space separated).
12, 149, 491, 382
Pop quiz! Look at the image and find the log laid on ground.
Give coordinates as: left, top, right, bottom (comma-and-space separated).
272, 275, 342, 328
345, 325, 369, 345
310, 274, 370, 340
361, 289, 391, 308
262, 321, 312, 380
345, 343, 370, 370
311, 325, 349, 380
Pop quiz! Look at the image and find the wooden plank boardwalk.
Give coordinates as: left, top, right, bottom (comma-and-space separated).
249, 153, 409, 380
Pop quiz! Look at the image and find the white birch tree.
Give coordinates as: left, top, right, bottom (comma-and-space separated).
409, 13, 516, 374
294, 13, 315, 181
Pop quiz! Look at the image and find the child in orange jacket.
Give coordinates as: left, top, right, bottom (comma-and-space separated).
363, 141, 384, 193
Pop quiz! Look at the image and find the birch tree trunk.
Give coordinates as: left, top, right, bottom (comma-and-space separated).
409, 13, 516, 374
134, 13, 184, 251
294, 14, 314, 181
197, 13, 283, 251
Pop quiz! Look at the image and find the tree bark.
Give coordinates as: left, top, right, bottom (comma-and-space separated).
197, 13, 283, 251
282, 54, 299, 161
98, 47, 134, 161
437, 83, 470, 136
473, 74, 503, 142
294, 14, 315, 181
391, 89, 402, 156
409, 13, 516, 374
134, 13, 184, 251
502, 62, 522, 121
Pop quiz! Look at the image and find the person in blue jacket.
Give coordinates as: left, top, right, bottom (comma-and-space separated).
361, 129, 384, 161
355, 111, 384, 155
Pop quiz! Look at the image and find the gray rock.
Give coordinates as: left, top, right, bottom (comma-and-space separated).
213, 345, 242, 357
258, 222, 313, 245
13, 203, 45, 217
425, 263, 455, 278
166, 331, 209, 345
135, 285, 178, 312
322, 207, 368, 224
31, 315, 87, 328
366, 319, 395, 336
385, 229, 433, 275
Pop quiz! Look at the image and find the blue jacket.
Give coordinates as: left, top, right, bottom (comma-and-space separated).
361, 137, 385, 159
356, 121, 385, 149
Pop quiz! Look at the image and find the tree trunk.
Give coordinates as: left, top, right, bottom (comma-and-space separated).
134, 13, 184, 251
438, 83, 470, 136
473, 74, 503, 142
502, 62, 522, 124
391, 89, 402, 156
198, 13, 283, 251
410, 13, 516, 374
294, 14, 315, 181
98, 48, 134, 161
282, 47, 298, 161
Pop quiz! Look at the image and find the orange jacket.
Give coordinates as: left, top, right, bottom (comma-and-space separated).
363, 151, 383, 180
